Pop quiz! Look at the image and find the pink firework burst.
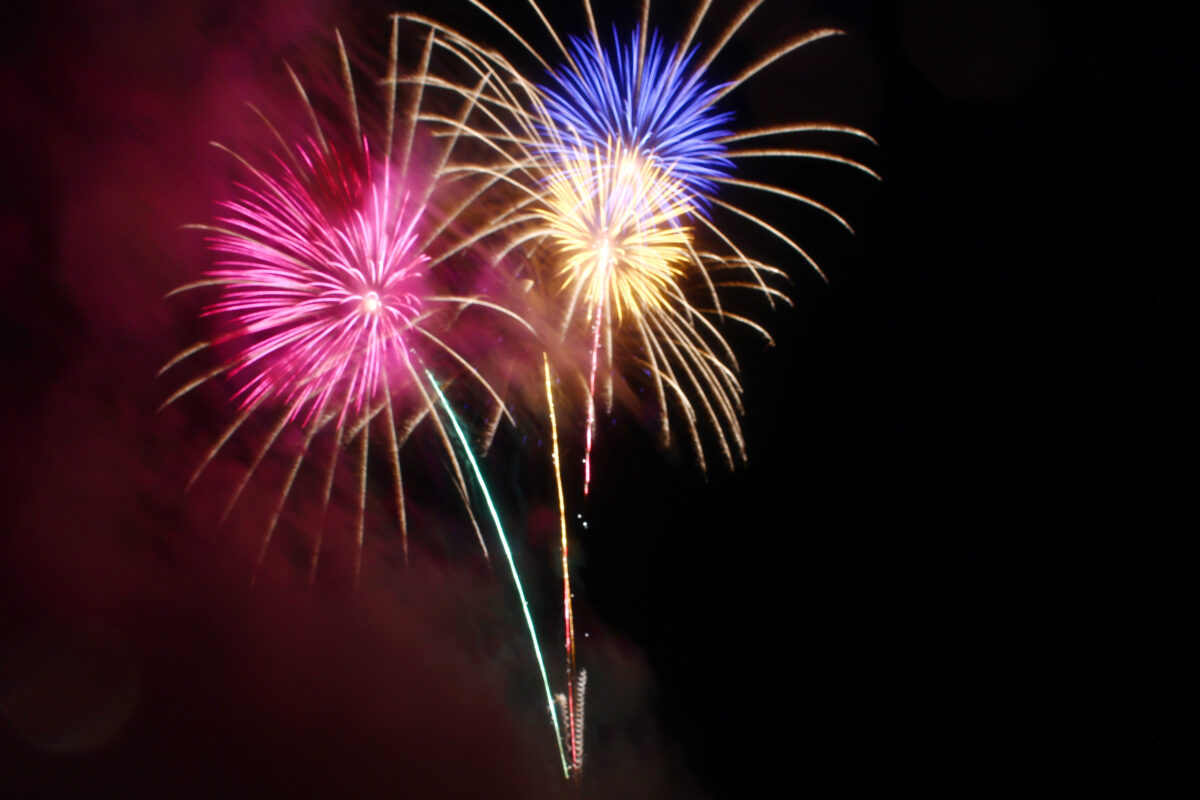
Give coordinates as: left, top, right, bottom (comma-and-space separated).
204, 139, 428, 427
161, 24, 532, 584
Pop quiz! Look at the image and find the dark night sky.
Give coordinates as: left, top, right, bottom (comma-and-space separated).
0, 1, 1189, 797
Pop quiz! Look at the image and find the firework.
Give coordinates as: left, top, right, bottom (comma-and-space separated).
536, 26, 734, 205
535, 140, 694, 324
403, 0, 876, 470
200, 140, 426, 428
160, 23, 530, 584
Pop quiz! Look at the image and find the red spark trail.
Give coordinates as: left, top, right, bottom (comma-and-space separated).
583, 292, 605, 498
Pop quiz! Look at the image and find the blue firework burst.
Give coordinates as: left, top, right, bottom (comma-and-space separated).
538, 27, 734, 203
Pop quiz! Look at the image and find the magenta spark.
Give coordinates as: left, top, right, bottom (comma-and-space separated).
203, 139, 427, 426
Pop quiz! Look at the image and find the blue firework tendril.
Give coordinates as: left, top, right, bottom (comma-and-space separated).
538, 27, 734, 206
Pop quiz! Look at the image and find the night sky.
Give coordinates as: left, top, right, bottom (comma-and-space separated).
1, 1, 1187, 797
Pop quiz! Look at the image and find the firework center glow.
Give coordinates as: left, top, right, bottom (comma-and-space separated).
595, 237, 616, 269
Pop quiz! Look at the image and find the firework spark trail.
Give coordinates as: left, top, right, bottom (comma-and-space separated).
427, 370, 570, 778
543, 354, 580, 773
583, 295, 602, 498
571, 667, 587, 768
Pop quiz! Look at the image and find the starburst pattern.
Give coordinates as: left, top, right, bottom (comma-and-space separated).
202, 140, 427, 427
535, 139, 693, 321
537, 27, 733, 202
